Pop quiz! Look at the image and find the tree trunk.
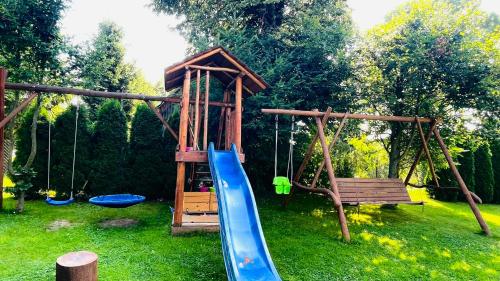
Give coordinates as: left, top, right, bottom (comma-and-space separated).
16, 191, 25, 212
388, 122, 402, 178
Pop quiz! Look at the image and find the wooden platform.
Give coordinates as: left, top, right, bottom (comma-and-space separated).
171, 213, 220, 235
175, 150, 245, 163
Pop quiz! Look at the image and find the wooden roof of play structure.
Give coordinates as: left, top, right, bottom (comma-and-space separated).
164, 46, 269, 95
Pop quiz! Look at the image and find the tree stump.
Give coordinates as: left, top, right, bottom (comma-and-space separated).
56, 251, 98, 281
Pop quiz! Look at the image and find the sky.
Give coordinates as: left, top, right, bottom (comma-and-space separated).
61, 0, 500, 84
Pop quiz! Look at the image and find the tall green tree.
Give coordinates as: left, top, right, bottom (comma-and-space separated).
492, 140, 500, 203
51, 105, 92, 198
90, 100, 128, 195
80, 21, 136, 117
474, 143, 494, 203
457, 149, 475, 193
152, 0, 355, 191
128, 104, 172, 199
352, 0, 499, 178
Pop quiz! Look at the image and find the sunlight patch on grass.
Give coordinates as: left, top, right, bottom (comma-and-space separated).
371, 255, 388, 265
347, 212, 378, 225
451, 260, 471, 272
377, 235, 403, 251
434, 248, 452, 258
311, 208, 324, 218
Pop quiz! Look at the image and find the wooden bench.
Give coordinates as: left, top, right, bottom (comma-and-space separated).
336, 178, 423, 206
183, 192, 218, 214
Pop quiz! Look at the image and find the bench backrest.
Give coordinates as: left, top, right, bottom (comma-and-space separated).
336, 178, 411, 204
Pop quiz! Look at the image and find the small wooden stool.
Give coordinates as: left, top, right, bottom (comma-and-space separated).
56, 251, 98, 281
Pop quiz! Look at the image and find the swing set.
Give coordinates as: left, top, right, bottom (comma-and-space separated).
263, 107, 491, 242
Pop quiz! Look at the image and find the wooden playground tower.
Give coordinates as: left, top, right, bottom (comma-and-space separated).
0, 47, 268, 234
262, 107, 491, 241
162, 47, 268, 234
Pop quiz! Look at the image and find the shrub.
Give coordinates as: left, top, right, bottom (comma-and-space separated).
491, 140, 500, 203
474, 143, 494, 203
432, 169, 458, 202
127, 104, 173, 199
90, 100, 128, 195
50, 105, 92, 198
457, 148, 475, 201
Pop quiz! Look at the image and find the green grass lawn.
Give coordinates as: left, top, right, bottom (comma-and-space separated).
0, 193, 499, 280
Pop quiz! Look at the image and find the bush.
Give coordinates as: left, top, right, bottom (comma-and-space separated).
432, 169, 458, 201
90, 100, 128, 195
51, 105, 92, 198
474, 143, 494, 203
127, 104, 173, 199
457, 148, 475, 201
491, 140, 500, 203
13, 106, 50, 199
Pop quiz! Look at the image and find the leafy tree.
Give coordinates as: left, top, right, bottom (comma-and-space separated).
79, 21, 136, 118
90, 100, 128, 195
12, 106, 50, 198
432, 168, 458, 202
457, 149, 475, 193
128, 104, 172, 199
492, 140, 500, 203
474, 143, 494, 203
152, 0, 355, 192
51, 105, 92, 198
351, 0, 499, 178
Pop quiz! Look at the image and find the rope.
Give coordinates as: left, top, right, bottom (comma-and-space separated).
69, 103, 80, 199
287, 116, 295, 181
274, 115, 278, 179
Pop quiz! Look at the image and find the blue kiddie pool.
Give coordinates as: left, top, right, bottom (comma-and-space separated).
89, 194, 145, 208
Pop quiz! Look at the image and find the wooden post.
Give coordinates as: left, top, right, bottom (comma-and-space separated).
404, 120, 437, 185
193, 70, 201, 150
217, 90, 229, 149
433, 127, 491, 236
284, 107, 332, 207
203, 71, 210, 150
56, 251, 98, 281
415, 118, 439, 187
0, 68, 6, 209
173, 69, 191, 226
234, 75, 242, 152
225, 108, 232, 150
315, 112, 350, 242
311, 113, 348, 188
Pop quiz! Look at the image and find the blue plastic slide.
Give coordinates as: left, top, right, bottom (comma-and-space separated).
208, 143, 281, 281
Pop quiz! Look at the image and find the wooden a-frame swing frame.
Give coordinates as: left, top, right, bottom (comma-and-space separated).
262, 107, 491, 242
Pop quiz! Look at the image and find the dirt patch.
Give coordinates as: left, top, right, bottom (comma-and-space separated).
99, 218, 138, 228
47, 220, 74, 231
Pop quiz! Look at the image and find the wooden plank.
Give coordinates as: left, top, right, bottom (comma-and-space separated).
225, 108, 232, 150
203, 71, 210, 150
175, 151, 245, 163
336, 182, 404, 188
234, 75, 242, 152
193, 70, 201, 150
182, 214, 219, 223
183, 202, 218, 212
433, 127, 491, 236
188, 64, 240, 74
261, 108, 434, 123
336, 178, 404, 183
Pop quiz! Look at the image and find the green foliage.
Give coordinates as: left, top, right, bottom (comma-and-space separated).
5, 167, 36, 198
457, 149, 475, 193
79, 21, 137, 117
474, 143, 494, 203
127, 104, 173, 199
432, 169, 458, 202
153, 0, 356, 192
492, 140, 500, 203
51, 105, 92, 198
351, 0, 499, 177
12, 106, 49, 198
90, 100, 128, 195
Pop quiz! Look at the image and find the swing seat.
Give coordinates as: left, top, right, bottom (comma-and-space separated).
89, 194, 145, 208
273, 176, 291, 195
46, 197, 74, 206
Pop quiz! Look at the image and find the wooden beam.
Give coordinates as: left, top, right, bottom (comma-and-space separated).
315, 112, 350, 242
0, 92, 38, 130
218, 50, 267, 90
415, 118, 439, 187
203, 71, 210, 150
433, 127, 490, 236
234, 75, 242, 152
311, 113, 348, 189
0, 68, 5, 209
216, 90, 229, 149
175, 151, 245, 163
404, 120, 438, 185
262, 108, 434, 123
224, 108, 232, 150
188, 65, 240, 74
145, 101, 178, 141
5, 82, 234, 107
173, 70, 192, 227
193, 70, 201, 150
